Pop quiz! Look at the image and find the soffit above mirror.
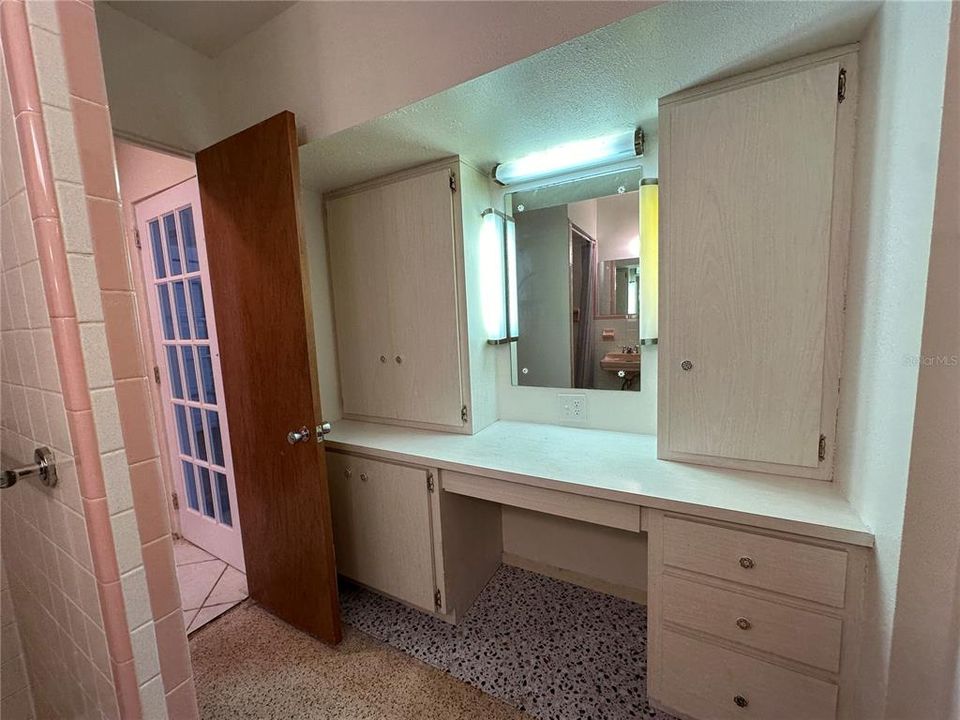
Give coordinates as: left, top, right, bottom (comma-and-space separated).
299, 0, 877, 192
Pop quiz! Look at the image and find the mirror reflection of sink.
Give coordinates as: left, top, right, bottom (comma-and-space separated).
600, 351, 641, 375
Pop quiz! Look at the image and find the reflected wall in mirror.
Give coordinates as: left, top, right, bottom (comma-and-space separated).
509, 170, 654, 392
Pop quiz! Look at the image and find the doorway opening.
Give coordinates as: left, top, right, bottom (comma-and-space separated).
115, 139, 248, 633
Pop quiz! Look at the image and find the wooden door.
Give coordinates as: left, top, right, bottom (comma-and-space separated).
381, 169, 464, 427
134, 179, 243, 571
659, 52, 854, 477
195, 112, 340, 642
326, 452, 437, 612
325, 189, 394, 420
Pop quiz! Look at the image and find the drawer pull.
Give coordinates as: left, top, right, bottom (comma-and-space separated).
736, 616, 752, 630
738, 556, 755, 569
344, 468, 353, 479
734, 695, 749, 708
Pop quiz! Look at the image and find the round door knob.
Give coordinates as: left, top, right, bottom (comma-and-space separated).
739, 556, 755, 569
681, 360, 694, 371
734, 695, 749, 708
736, 617, 752, 630
287, 426, 310, 444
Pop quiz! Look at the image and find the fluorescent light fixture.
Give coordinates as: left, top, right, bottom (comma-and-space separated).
480, 208, 518, 345
494, 128, 644, 186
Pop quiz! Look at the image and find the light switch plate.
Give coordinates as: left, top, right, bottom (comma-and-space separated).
558, 393, 587, 423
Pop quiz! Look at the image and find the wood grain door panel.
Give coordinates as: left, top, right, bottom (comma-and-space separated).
662, 62, 840, 468
196, 111, 341, 643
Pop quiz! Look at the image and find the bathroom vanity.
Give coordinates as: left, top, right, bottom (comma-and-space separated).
319, 44, 868, 720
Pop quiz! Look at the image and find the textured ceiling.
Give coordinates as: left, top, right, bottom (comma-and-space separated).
300, 0, 878, 192
107, 1, 295, 57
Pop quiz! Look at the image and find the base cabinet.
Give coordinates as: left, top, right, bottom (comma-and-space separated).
645, 509, 866, 720
326, 450, 502, 621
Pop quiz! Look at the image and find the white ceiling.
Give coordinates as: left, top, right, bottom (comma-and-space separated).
299, 0, 879, 192
107, 1, 295, 58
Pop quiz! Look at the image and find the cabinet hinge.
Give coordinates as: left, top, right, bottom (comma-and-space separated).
449, 173, 457, 192
461, 405, 468, 423
426, 471, 435, 493
171, 491, 179, 510
818, 434, 827, 462
134, 228, 142, 249
434, 588, 442, 610
838, 68, 847, 104
153, 365, 161, 385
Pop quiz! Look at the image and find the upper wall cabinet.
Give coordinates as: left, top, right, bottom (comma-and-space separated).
658, 47, 858, 480
325, 159, 496, 434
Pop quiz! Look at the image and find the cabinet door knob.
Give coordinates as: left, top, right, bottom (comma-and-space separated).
360, 472, 369, 482
379, 355, 386, 363
734, 695, 749, 708
680, 360, 694, 371
736, 617, 752, 630
738, 556, 755, 569
395, 355, 403, 364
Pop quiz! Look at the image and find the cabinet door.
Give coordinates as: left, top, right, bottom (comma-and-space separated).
326, 188, 395, 420
381, 169, 465, 427
659, 56, 852, 474
326, 452, 437, 612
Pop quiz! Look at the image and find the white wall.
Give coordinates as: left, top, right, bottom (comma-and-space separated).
98, 1, 650, 152
884, 7, 960, 718
833, 3, 952, 717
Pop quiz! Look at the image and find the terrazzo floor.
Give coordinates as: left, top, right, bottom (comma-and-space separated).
340, 564, 678, 720
190, 602, 530, 720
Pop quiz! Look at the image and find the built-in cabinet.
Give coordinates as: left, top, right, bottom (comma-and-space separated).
658, 47, 858, 480
325, 159, 496, 434
645, 510, 866, 720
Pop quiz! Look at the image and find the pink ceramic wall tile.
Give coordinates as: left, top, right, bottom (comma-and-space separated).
101, 292, 145, 380
55, 0, 107, 105
111, 658, 142, 719
114, 377, 157, 463
129, 460, 170, 545
14, 112, 57, 217
139, 537, 180, 620
86, 197, 130, 290
0, 0, 41, 114
32, 218, 76, 318
96, 580, 134, 664
152, 610, 192, 693
65, 409, 105, 498
70, 97, 118, 200
49, 316, 88, 410
164, 678, 200, 720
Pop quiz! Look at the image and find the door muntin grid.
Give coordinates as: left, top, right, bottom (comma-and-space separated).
147, 205, 234, 528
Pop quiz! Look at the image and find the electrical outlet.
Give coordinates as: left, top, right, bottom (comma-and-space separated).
558, 393, 587, 423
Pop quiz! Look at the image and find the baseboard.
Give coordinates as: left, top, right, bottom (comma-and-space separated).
502, 553, 647, 604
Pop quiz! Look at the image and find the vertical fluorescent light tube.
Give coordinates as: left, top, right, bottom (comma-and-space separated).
505, 216, 519, 338
639, 178, 659, 340
494, 129, 641, 185
480, 211, 507, 341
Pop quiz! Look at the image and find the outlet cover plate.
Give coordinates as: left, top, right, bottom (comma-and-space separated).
558, 393, 587, 424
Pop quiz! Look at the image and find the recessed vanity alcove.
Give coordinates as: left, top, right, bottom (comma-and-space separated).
303, 31, 873, 719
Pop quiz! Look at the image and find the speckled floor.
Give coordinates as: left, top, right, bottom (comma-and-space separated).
340, 564, 677, 720
190, 601, 530, 720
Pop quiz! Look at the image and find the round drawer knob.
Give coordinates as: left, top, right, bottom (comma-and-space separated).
734, 695, 749, 708
739, 556, 755, 569
681, 360, 694, 371
736, 617, 752, 630
379, 355, 386, 363
360, 472, 369, 482
395, 355, 403, 364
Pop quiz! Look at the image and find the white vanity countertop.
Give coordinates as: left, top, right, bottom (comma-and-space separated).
326, 420, 874, 547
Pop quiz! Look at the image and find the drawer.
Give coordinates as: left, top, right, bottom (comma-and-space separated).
662, 575, 842, 672
659, 630, 838, 720
662, 516, 847, 607
441, 470, 640, 532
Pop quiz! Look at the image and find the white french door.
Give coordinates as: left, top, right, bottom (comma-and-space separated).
134, 178, 244, 571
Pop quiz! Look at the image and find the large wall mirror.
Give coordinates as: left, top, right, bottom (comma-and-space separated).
507, 171, 657, 392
